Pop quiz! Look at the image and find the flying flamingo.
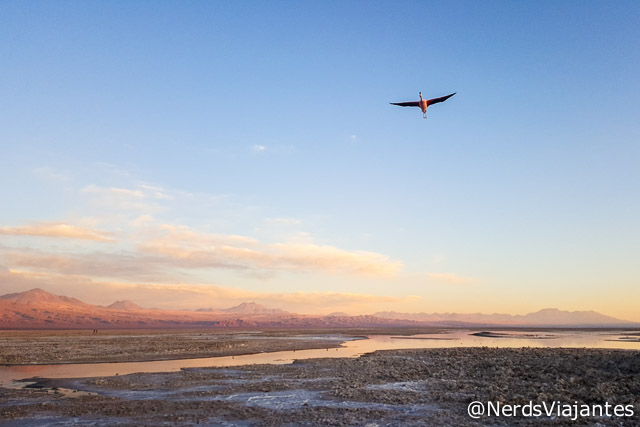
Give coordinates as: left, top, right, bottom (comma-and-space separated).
391, 92, 456, 118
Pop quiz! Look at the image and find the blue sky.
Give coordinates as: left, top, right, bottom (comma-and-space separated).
1, 1, 639, 319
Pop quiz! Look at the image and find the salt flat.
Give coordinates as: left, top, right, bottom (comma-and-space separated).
2, 346, 639, 426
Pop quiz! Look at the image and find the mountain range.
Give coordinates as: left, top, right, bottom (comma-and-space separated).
373, 308, 631, 327
196, 302, 288, 315
0, 288, 636, 329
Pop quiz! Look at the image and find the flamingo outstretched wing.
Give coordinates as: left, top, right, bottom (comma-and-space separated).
390, 101, 421, 107
426, 92, 456, 106
389, 101, 420, 107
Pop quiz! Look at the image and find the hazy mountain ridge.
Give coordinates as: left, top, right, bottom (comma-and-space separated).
0, 289, 415, 329
221, 302, 288, 315
0, 289, 635, 329
195, 302, 288, 315
374, 308, 633, 326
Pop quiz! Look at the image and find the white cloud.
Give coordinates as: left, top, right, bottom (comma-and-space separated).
0, 222, 114, 242
139, 224, 401, 277
1, 220, 402, 281
3, 249, 178, 283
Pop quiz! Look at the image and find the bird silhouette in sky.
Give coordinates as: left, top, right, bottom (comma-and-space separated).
391, 92, 456, 118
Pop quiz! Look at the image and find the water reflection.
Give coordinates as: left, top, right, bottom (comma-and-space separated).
1, 330, 637, 386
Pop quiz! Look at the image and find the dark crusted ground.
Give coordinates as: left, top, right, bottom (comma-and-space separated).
1, 347, 639, 426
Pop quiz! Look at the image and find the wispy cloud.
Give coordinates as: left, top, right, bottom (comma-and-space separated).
264, 217, 302, 226
81, 184, 174, 212
131, 214, 155, 227
136, 184, 175, 200
427, 273, 476, 285
0, 173, 405, 311
139, 224, 402, 277
33, 167, 71, 183
0, 223, 114, 242
0, 221, 402, 282
3, 249, 177, 283
269, 243, 401, 276
430, 255, 447, 264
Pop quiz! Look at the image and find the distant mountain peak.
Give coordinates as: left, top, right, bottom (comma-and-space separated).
107, 300, 143, 310
327, 312, 350, 317
0, 288, 52, 299
0, 288, 87, 306
531, 308, 562, 314
222, 302, 287, 315
522, 308, 625, 325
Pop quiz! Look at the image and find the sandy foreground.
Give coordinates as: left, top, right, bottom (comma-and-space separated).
1, 330, 639, 426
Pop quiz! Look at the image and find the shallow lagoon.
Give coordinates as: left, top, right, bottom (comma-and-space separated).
1, 329, 638, 387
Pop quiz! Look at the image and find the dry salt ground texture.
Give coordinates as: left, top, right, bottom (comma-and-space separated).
1, 347, 639, 426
